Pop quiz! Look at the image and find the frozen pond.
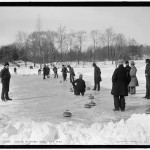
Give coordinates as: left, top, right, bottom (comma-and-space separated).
0, 73, 149, 126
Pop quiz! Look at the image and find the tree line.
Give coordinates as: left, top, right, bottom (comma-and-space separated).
0, 26, 149, 67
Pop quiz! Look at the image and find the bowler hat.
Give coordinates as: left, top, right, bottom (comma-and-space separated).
92, 62, 96, 67
125, 61, 129, 64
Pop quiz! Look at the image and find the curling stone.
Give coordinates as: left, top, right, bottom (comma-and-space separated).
86, 87, 90, 90
70, 88, 73, 92
89, 94, 94, 99
89, 101, 96, 106
84, 103, 91, 108
63, 110, 72, 117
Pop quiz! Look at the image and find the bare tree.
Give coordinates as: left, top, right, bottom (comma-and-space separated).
15, 31, 27, 51
66, 31, 76, 62
56, 25, 66, 62
128, 38, 139, 60
104, 27, 116, 63
15, 31, 28, 66
74, 31, 86, 64
90, 30, 101, 61
113, 33, 127, 67
45, 30, 57, 63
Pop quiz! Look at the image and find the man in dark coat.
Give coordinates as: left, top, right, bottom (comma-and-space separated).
46, 65, 50, 78
92, 63, 102, 91
61, 65, 68, 81
125, 61, 131, 93
144, 59, 150, 99
53, 65, 58, 78
14, 67, 17, 74
72, 74, 86, 96
67, 65, 75, 83
43, 64, 47, 79
1, 62, 12, 101
111, 60, 130, 111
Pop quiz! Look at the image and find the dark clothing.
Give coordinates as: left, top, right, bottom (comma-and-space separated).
14, 67, 17, 74
46, 67, 50, 76
61, 67, 68, 81
125, 65, 131, 74
43, 66, 47, 79
68, 67, 75, 83
111, 65, 130, 96
38, 69, 41, 74
111, 65, 130, 111
125, 65, 131, 92
1, 67, 11, 100
145, 63, 150, 98
53, 66, 58, 78
114, 95, 125, 111
93, 66, 102, 90
72, 78, 86, 96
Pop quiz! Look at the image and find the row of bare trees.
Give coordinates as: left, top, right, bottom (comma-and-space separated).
1, 25, 144, 67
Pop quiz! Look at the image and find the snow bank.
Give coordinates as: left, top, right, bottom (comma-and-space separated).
0, 113, 150, 145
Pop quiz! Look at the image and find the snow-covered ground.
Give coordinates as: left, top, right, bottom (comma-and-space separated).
0, 60, 149, 145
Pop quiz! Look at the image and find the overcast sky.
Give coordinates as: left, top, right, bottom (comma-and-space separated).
0, 6, 150, 46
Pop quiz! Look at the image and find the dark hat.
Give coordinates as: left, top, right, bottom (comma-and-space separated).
4, 62, 9, 66
92, 62, 96, 67
125, 61, 129, 64
146, 59, 150, 63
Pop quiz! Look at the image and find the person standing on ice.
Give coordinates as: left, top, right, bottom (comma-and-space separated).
125, 61, 131, 93
67, 65, 75, 83
0, 62, 12, 101
128, 61, 139, 95
143, 59, 150, 99
46, 65, 50, 78
72, 74, 86, 96
61, 65, 68, 81
92, 62, 102, 91
43, 64, 47, 79
53, 65, 58, 78
111, 59, 130, 111
14, 67, 17, 74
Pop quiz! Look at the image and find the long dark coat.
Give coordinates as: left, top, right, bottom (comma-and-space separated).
125, 65, 131, 83
1, 68, 11, 92
61, 67, 68, 76
94, 66, 102, 83
43, 66, 47, 75
111, 65, 130, 96
145, 63, 150, 88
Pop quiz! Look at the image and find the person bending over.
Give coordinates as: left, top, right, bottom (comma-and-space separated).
72, 74, 86, 96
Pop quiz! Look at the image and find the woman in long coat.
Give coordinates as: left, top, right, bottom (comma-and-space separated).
111, 60, 130, 111
129, 61, 139, 94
